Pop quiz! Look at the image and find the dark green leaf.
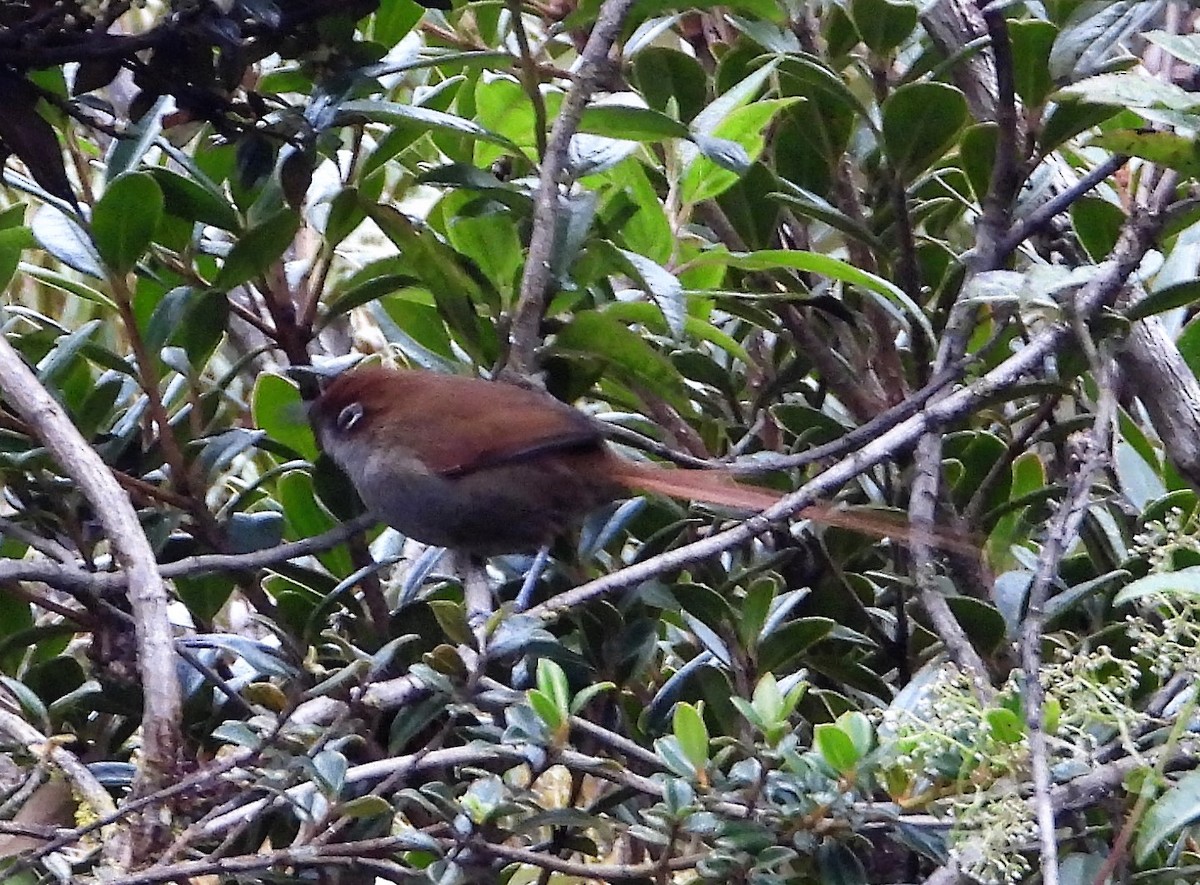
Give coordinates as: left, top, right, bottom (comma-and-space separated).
1040, 101, 1121, 152
0, 71, 74, 203
149, 167, 239, 231
1009, 19, 1059, 107
214, 210, 300, 289
553, 311, 688, 408
580, 104, 690, 141
632, 48, 708, 123
959, 123, 997, 203
881, 82, 968, 179
365, 203, 498, 361
757, 618, 835, 671
91, 172, 163, 274
1126, 279, 1200, 322
1070, 196, 1125, 262
338, 99, 520, 151
848, 0, 917, 53
1136, 769, 1200, 863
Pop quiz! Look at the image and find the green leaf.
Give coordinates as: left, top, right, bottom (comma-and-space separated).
279, 471, 353, 577
597, 159, 673, 264
848, 0, 917, 53
738, 578, 775, 647
591, 242, 685, 337
32, 205, 104, 278
149, 167, 239, 231
373, 0, 424, 44
751, 672, 784, 724
1092, 129, 1200, 177
681, 99, 798, 204
654, 735, 699, 779
1125, 279, 1200, 322
338, 795, 393, 820
1055, 72, 1200, 112
959, 123, 998, 203
769, 186, 883, 252
1070, 196, 1125, 262
692, 59, 778, 138
757, 617, 834, 672
985, 708, 1025, 745
214, 210, 300, 290
632, 48, 708, 123
835, 711, 874, 756
337, 98, 521, 151
814, 723, 860, 774
443, 205, 522, 297
881, 82, 968, 179
569, 680, 615, 714
365, 203, 497, 361
0, 676, 49, 734
579, 104, 690, 141
1009, 19, 1058, 107
91, 172, 163, 274
144, 287, 228, 365
527, 689, 565, 731
687, 248, 932, 341
1136, 769, 1200, 863
1144, 30, 1200, 66
535, 658, 571, 714
325, 187, 366, 247
673, 702, 709, 772
252, 372, 317, 461
1040, 101, 1121, 152
553, 311, 688, 408
0, 225, 33, 293
1114, 566, 1200, 606
945, 596, 1007, 654
730, 696, 765, 732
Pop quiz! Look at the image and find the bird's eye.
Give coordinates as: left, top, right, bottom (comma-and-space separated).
336, 402, 365, 433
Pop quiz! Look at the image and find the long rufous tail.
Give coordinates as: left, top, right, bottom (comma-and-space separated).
608, 460, 977, 554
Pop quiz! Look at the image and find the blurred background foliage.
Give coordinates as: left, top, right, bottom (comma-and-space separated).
1, 0, 1200, 883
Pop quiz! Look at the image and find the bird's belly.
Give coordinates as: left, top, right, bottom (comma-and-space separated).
358, 460, 610, 554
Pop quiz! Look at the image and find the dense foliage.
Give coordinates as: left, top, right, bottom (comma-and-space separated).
2, 0, 1200, 883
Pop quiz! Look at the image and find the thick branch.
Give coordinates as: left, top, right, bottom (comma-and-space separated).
0, 339, 181, 836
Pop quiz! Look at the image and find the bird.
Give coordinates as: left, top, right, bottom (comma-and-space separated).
307, 365, 929, 556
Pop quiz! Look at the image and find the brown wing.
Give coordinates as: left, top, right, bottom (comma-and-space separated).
316, 367, 606, 477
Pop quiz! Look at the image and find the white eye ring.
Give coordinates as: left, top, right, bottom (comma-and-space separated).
336, 402, 364, 432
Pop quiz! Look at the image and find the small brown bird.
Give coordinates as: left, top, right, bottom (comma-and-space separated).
308, 366, 908, 555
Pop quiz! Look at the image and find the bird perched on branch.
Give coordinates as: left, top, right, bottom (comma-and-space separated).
308, 365, 949, 556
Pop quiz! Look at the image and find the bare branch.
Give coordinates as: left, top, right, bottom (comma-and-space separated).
0, 338, 181, 853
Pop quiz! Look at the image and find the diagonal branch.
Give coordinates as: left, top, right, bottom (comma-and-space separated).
0, 338, 180, 861
526, 197, 1169, 625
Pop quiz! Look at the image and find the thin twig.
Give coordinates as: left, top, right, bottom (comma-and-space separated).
0, 515, 74, 562
998, 154, 1129, 259
508, 0, 548, 160
0, 710, 119, 866
1020, 359, 1117, 885
506, 0, 636, 374
0, 513, 377, 592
